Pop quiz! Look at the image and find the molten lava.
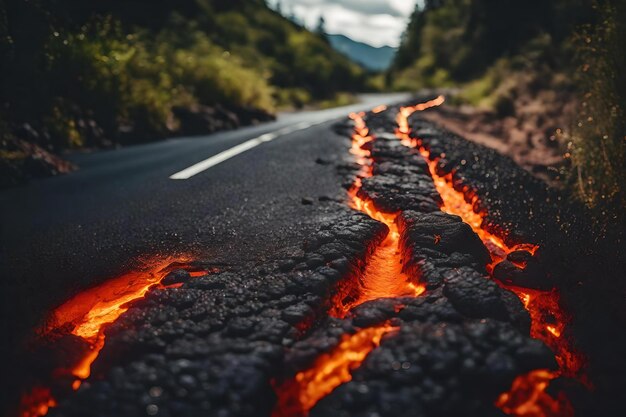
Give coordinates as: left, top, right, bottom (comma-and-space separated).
18, 387, 56, 417
335, 195, 424, 317
371, 104, 387, 114
331, 112, 424, 318
395, 96, 535, 268
19, 256, 205, 417
395, 99, 582, 416
496, 369, 573, 417
272, 111, 425, 416
272, 324, 397, 417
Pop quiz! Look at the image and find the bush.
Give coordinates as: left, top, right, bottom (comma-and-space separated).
0, 0, 364, 152
569, 0, 626, 235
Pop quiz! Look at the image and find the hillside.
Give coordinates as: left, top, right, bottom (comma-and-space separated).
389, 0, 625, 234
0, 0, 366, 186
328, 34, 396, 71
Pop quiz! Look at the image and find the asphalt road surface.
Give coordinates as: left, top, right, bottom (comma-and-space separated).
0, 93, 410, 344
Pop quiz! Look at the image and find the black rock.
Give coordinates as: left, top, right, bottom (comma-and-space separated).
161, 269, 191, 286
493, 259, 552, 290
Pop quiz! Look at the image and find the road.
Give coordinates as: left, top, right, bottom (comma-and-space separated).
0, 93, 409, 344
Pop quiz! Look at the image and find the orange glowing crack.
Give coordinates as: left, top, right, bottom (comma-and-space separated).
371, 104, 387, 114
395, 96, 537, 267
332, 195, 425, 318
20, 255, 204, 417
272, 324, 397, 417
496, 369, 573, 417
395, 99, 582, 417
330, 112, 424, 318
18, 387, 57, 417
49, 257, 198, 379
272, 111, 424, 417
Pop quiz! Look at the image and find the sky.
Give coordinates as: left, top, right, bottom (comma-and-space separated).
267, 0, 420, 48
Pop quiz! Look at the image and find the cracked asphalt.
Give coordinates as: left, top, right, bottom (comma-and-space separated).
2, 95, 623, 417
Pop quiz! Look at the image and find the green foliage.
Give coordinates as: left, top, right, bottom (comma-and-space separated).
392, 0, 468, 89
569, 0, 626, 233
19, 18, 275, 147
391, 0, 590, 90
366, 73, 387, 92
0, 0, 364, 150
317, 93, 357, 110
392, 0, 625, 232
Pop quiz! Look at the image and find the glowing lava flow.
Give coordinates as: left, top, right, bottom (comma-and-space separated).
273, 111, 424, 416
330, 112, 424, 318
395, 98, 582, 417
272, 324, 397, 417
19, 256, 205, 417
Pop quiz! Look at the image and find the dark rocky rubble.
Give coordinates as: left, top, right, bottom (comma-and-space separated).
33, 102, 600, 417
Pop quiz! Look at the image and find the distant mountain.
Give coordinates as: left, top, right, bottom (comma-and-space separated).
328, 34, 396, 72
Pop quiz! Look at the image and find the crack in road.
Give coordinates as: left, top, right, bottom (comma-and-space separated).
274, 98, 584, 417
18, 257, 212, 417
11, 97, 589, 417
396, 100, 583, 416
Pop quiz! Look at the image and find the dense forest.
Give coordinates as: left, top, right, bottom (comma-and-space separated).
390, 0, 625, 236
0, 0, 365, 184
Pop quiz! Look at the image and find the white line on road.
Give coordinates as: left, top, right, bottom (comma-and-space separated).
169, 121, 319, 180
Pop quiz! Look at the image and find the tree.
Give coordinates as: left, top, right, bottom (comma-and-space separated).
315, 15, 328, 42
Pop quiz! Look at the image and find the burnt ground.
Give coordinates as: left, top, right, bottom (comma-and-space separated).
4, 99, 625, 416
405, 110, 626, 414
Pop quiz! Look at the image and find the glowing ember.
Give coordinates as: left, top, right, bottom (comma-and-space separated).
394, 99, 582, 416
496, 369, 573, 417
272, 324, 397, 417
510, 287, 580, 375
49, 258, 192, 338
19, 255, 204, 417
18, 387, 56, 417
371, 104, 387, 113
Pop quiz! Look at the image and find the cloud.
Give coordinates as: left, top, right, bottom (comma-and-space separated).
327, 0, 405, 17
270, 0, 418, 47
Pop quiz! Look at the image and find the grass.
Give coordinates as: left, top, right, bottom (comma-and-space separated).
568, 1, 626, 237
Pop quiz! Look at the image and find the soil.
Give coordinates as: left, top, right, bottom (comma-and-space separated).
421, 90, 578, 186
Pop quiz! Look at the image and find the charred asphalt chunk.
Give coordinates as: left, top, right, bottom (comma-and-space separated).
161, 269, 191, 286
49, 209, 387, 417
493, 257, 552, 291
441, 268, 530, 333
280, 317, 357, 374
397, 210, 491, 290
358, 134, 441, 214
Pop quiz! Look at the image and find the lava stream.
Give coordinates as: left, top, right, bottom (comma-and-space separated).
395, 98, 582, 417
331, 112, 424, 318
273, 111, 423, 416
19, 256, 206, 417
496, 370, 574, 417
272, 324, 397, 417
